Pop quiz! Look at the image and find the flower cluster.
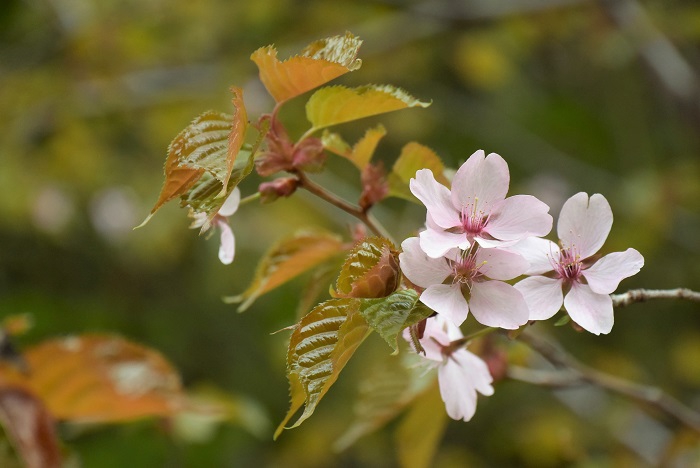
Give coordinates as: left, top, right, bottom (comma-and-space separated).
401, 150, 644, 421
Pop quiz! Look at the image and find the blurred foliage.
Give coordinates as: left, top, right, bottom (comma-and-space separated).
1, 0, 700, 466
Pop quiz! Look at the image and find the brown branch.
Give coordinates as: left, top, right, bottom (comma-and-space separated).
612, 288, 700, 307
516, 330, 700, 434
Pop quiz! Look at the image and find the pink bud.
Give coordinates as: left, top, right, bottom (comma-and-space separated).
259, 177, 300, 203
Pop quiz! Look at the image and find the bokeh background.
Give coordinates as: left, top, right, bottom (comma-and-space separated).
2, 0, 700, 466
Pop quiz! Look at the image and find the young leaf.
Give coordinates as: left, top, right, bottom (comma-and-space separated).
0, 335, 185, 423
251, 32, 362, 104
140, 89, 249, 227
335, 237, 400, 299
334, 349, 434, 451
322, 125, 387, 170
395, 382, 448, 468
359, 289, 434, 353
388, 142, 449, 201
306, 85, 430, 131
0, 387, 62, 468
224, 230, 345, 312
275, 299, 371, 438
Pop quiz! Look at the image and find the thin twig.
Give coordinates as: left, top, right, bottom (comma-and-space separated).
295, 171, 393, 242
612, 288, 700, 308
516, 330, 700, 433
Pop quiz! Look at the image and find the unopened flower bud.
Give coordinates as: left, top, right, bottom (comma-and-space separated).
359, 162, 388, 211
259, 177, 300, 204
292, 137, 326, 173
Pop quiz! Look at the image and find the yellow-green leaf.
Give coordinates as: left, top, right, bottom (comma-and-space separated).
388, 142, 449, 201
306, 85, 430, 131
224, 230, 345, 312
322, 125, 386, 170
395, 382, 448, 468
274, 299, 371, 438
251, 32, 362, 104
0, 335, 184, 423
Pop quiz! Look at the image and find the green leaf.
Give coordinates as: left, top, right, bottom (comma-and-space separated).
224, 230, 345, 312
395, 382, 448, 468
274, 299, 371, 438
334, 349, 434, 451
359, 289, 434, 354
322, 125, 386, 170
306, 85, 430, 131
335, 237, 400, 299
388, 142, 449, 202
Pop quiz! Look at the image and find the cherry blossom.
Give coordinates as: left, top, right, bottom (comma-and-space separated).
403, 315, 494, 421
189, 187, 240, 265
399, 237, 530, 328
514, 192, 644, 335
410, 150, 553, 258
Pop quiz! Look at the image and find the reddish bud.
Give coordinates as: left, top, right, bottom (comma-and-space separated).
359, 162, 389, 211
255, 116, 295, 177
292, 137, 326, 173
259, 177, 300, 203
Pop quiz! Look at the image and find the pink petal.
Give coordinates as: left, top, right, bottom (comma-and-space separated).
453, 349, 494, 397
468, 281, 529, 329
557, 192, 612, 259
218, 187, 241, 217
514, 276, 564, 320
583, 248, 644, 295
416, 316, 455, 362
420, 283, 470, 326
475, 248, 529, 280
564, 282, 614, 335
485, 195, 553, 241
419, 226, 469, 258
438, 358, 478, 421
217, 220, 235, 265
508, 237, 559, 275
410, 169, 459, 229
399, 237, 452, 288
450, 150, 509, 212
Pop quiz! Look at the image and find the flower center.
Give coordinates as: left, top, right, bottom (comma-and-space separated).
460, 198, 490, 236
450, 248, 485, 287
552, 245, 583, 281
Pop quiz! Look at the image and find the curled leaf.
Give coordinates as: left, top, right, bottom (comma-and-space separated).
336, 237, 400, 299
275, 299, 371, 438
306, 85, 430, 131
251, 32, 362, 104
322, 124, 387, 170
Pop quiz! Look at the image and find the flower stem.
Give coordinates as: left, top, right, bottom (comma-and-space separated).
295, 171, 395, 243
239, 192, 261, 206
612, 288, 700, 307
447, 326, 498, 353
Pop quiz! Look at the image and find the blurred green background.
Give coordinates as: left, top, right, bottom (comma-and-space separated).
1, 0, 700, 466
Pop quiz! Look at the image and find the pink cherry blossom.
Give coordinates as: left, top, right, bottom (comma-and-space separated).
410, 150, 553, 258
513, 192, 644, 335
399, 237, 530, 328
403, 315, 494, 421
189, 187, 240, 265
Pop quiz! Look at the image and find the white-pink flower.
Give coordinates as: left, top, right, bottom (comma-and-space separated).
514, 192, 644, 335
190, 187, 240, 265
403, 315, 494, 421
410, 150, 553, 258
399, 237, 530, 328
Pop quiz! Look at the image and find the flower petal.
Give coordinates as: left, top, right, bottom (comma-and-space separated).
453, 349, 494, 397
514, 276, 564, 320
583, 248, 644, 295
399, 237, 452, 288
468, 281, 529, 329
419, 225, 469, 258
420, 283, 470, 326
218, 187, 241, 217
564, 282, 614, 335
450, 150, 509, 212
508, 237, 559, 275
410, 169, 459, 229
557, 192, 612, 259
438, 358, 478, 421
485, 195, 553, 241
475, 248, 529, 280
217, 220, 235, 265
